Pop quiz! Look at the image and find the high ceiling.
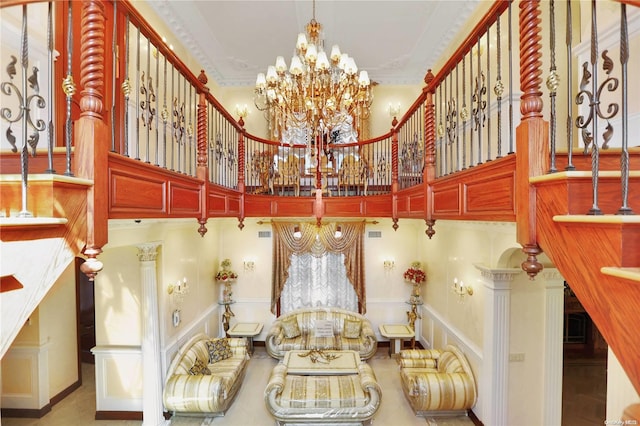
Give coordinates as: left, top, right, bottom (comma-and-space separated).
146, 1, 481, 87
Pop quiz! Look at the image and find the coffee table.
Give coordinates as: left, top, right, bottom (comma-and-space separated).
227, 322, 263, 354
379, 324, 414, 356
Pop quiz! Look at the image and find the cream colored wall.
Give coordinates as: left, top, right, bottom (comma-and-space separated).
39, 262, 78, 398
1, 260, 77, 409
417, 220, 549, 424
607, 348, 640, 420
210, 217, 424, 338
369, 85, 423, 137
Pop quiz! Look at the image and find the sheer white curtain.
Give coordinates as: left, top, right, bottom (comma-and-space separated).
280, 241, 358, 315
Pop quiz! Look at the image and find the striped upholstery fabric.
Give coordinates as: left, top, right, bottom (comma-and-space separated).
265, 362, 382, 424
266, 307, 377, 360
399, 345, 477, 416
163, 333, 249, 415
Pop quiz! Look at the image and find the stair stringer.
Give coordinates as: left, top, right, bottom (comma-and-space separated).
0, 176, 93, 358
0, 238, 76, 358
535, 188, 640, 394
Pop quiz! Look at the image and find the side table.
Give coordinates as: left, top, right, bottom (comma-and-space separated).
227, 322, 263, 354
379, 324, 414, 356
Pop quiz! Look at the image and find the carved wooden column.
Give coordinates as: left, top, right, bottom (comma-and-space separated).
424, 69, 436, 239
196, 70, 209, 236
542, 268, 565, 426
475, 264, 522, 426
136, 242, 163, 426
516, 0, 549, 279
75, 0, 108, 280
391, 119, 399, 230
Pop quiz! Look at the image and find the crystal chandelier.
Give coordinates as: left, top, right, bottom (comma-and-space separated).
254, 1, 373, 146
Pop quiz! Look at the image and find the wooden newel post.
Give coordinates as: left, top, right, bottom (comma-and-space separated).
238, 113, 246, 230
516, 0, 549, 278
424, 70, 437, 239
75, 0, 108, 280
391, 123, 399, 231
197, 70, 209, 236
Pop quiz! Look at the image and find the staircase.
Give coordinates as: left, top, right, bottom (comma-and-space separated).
0, 173, 91, 358
531, 157, 640, 393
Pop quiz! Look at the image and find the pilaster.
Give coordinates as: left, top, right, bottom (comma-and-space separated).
475, 264, 522, 426
542, 268, 565, 425
136, 242, 164, 425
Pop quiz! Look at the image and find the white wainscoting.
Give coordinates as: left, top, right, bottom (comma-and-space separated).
160, 303, 219, 383
418, 303, 484, 421
91, 346, 142, 412
1, 343, 50, 409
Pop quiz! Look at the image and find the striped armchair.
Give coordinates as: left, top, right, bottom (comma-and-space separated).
399, 345, 477, 416
163, 333, 249, 416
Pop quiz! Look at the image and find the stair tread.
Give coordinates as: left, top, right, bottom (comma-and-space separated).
553, 215, 640, 224
0, 217, 68, 227
531, 170, 640, 184
601, 267, 640, 282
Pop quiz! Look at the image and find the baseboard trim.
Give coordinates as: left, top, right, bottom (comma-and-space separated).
469, 409, 484, 426
95, 411, 143, 421
50, 379, 81, 406
1, 405, 51, 419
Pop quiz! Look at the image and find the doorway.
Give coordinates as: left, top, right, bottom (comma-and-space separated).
76, 257, 96, 364
562, 281, 607, 426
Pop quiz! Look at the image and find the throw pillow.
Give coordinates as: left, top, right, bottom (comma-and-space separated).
314, 319, 334, 337
343, 319, 362, 339
188, 357, 211, 375
207, 338, 232, 363
281, 316, 301, 339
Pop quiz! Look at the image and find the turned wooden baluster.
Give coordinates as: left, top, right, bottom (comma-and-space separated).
516, 0, 549, 279
75, 0, 108, 280
424, 69, 436, 239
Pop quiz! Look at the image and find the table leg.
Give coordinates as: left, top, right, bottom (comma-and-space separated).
389, 338, 403, 356
246, 336, 254, 354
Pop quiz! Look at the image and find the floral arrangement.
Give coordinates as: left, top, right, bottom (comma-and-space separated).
215, 258, 238, 281
403, 261, 426, 284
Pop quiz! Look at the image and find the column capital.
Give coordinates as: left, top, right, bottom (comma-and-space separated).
474, 264, 522, 289
542, 268, 565, 287
136, 242, 161, 262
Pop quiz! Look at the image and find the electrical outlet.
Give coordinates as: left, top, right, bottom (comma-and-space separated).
509, 353, 525, 362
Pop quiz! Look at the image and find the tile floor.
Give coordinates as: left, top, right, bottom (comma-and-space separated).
1, 346, 607, 426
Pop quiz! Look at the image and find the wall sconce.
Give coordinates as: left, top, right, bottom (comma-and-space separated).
293, 225, 302, 239
235, 104, 249, 119
244, 260, 255, 272
334, 225, 342, 238
388, 102, 400, 118
168, 277, 189, 304
452, 278, 473, 299
167, 278, 189, 327
383, 260, 395, 270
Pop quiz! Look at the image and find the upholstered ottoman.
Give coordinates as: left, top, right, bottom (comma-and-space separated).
264, 351, 381, 425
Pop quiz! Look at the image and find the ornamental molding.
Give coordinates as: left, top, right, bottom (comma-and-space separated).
474, 263, 522, 282
136, 242, 161, 262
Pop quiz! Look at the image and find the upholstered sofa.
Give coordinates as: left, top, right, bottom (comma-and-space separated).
163, 333, 249, 416
399, 344, 477, 416
265, 361, 382, 425
265, 307, 377, 360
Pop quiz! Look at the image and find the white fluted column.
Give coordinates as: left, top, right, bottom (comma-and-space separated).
136, 242, 164, 425
475, 264, 521, 426
542, 268, 565, 426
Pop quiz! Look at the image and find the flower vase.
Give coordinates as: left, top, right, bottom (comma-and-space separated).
411, 282, 422, 303
222, 281, 233, 303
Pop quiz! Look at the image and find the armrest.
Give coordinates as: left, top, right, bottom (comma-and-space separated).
399, 349, 442, 360
264, 364, 288, 396
227, 337, 248, 357
358, 363, 382, 396
404, 372, 477, 410
163, 374, 228, 412
399, 357, 437, 369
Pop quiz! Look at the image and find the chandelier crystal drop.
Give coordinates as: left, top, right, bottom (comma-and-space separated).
254, 1, 373, 146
